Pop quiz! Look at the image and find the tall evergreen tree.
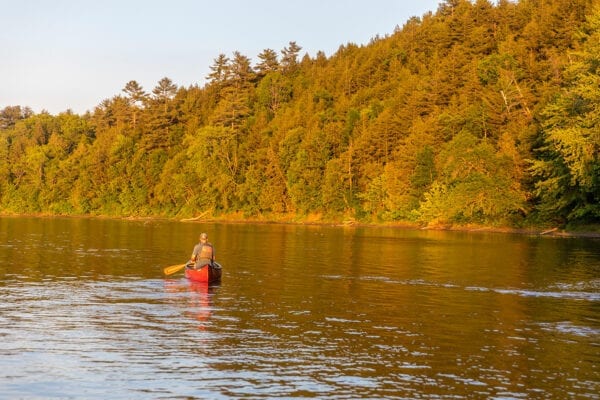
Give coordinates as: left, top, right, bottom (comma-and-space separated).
280, 41, 302, 74
206, 53, 231, 85
255, 48, 279, 76
152, 77, 178, 113
122, 80, 147, 129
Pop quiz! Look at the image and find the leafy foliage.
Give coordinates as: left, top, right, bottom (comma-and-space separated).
1, 0, 597, 228
529, 5, 600, 223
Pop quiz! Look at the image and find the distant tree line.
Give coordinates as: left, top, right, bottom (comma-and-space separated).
1, 0, 598, 229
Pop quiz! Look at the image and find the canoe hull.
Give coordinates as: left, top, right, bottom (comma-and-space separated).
185, 262, 222, 283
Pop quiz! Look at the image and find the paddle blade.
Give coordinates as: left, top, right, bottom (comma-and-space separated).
163, 263, 186, 276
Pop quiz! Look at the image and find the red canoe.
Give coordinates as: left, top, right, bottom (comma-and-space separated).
184, 262, 222, 283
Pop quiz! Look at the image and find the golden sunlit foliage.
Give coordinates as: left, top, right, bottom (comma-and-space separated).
1, 0, 598, 228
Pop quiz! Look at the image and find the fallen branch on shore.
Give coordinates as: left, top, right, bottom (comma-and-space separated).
181, 210, 210, 222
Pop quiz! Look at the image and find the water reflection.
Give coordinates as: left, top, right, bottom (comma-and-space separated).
1, 217, 598, 398
164, 279, 220, 330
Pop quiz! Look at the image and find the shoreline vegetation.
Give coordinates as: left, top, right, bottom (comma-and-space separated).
2, 211, 599, 238
1, 1, 598, 231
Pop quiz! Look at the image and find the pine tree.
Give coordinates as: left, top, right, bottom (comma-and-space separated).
255, 48, 279, 77
122, 80, 147, 129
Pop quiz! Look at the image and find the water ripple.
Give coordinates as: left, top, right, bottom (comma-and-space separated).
2, 218, 599, 399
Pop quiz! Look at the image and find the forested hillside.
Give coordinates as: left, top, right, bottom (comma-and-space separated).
1, 0, 598, 228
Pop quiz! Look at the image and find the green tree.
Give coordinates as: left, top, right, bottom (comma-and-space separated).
255, 48, 279, 76
256, 72, 292, 118
206, 53, 231, 86
529, 6, 600, 223
280, 41, 302, 74
0, 105, 33, 129
418, 130, 526, 224
152, 77, 178, 113
122, 80, 147, 128
210, 52, 254, 130
143, 77, 180, 150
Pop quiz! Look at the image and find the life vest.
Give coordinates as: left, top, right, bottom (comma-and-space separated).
198, 243, 214, 260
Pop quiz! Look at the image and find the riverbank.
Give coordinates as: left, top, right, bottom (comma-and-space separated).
175, 210, 600, 238
163, 212, 600, 238
3, 211, 599, 238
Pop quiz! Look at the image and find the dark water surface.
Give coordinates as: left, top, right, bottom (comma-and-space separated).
1, 217, 598, 399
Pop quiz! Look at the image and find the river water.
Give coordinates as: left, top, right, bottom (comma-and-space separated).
0, 217, 598, 399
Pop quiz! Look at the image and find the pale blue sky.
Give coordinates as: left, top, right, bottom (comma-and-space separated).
1, 0, 441, 115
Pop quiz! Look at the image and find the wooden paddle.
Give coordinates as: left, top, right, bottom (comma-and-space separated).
163, 263, 187, 276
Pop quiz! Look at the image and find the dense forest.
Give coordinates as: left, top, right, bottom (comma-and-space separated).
1, 0, 598, 229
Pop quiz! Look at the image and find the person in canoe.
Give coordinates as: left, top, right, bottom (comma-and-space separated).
189, 232, 215, 270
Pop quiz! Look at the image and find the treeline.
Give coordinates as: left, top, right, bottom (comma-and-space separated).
1, 0, 598, 228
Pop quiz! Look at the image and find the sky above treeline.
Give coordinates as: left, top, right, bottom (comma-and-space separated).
1, 0, 442, 115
